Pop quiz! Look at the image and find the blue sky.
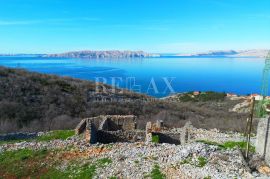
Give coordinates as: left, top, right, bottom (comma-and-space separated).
0, 0, 269, 54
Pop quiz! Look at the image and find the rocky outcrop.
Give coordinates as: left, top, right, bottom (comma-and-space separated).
44, 50, 155, 59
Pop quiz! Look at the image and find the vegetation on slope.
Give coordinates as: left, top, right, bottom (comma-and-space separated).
197, 140, 255, 153
178, 91, 226, 102
0, 148, 112, 179
37, 130, 75, 141
144, 164, 166, 179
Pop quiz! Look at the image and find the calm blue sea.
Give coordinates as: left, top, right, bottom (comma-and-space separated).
0, 56, 266, 97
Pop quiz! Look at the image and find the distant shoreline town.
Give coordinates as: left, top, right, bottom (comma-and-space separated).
0, 49, 268, 58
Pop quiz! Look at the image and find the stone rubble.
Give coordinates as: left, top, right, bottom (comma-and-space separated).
0, 128, 262, 178
93, 142, 250, 179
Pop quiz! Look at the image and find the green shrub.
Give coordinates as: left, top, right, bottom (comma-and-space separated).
96, 158, 112, 167
109, 176, 118, 179
197, 156, 207, 167
150, 164, 166, 179
179, 91, 226, 102
198, 91, 226, 101
180, 156, 207, 168
152, 135, 159, 143
223, 141, 255, 153
180, 157, 191, 165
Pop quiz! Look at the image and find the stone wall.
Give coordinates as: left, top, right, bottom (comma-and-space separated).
75, 115, 192, 145
256, 117, 270, 165
85, 121, 98, 144
180, 122, 192, 145
105, 115, 136, 131
97, 130, 145, 144
75, 115, 137, 144
75, 118, 87, 135
144, 120, 193, 145
83, 115, 136, 131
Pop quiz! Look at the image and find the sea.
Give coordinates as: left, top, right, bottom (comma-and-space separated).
0, 56, 266, 98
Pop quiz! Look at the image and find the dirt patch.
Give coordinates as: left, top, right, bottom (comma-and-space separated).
0, 171, 17, 179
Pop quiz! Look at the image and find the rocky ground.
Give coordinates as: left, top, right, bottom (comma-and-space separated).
0, 128, 268, 179
94, 142, 251, 179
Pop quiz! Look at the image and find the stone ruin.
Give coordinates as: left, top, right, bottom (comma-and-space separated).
75, 115, 145, 144
75, 115, 192, 145
145, 120, 192, 145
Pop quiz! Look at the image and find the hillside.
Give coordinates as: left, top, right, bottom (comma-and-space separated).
0, 66, 251, 133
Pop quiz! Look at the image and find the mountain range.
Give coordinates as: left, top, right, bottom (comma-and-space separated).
43, 50, 156, 58
0, 49, 268, 58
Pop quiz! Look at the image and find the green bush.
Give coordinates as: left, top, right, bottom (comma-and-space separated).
179, 91, 226, 102
150, 164, 166, 179
152, 135, 159, 143
198, 91, 226, 101
180, 156, 207, 168
96, 157, 112, 167
223, 141, 255, 153
197, 156, 207, 167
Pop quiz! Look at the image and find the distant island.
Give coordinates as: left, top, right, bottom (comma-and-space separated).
176, 49, 269, 58
43, 50, 159, 59
0, 49, 268, 58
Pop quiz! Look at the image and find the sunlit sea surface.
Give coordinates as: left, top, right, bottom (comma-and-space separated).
0, 56, 265, 97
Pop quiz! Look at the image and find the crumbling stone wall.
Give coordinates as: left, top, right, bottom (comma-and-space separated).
75, 118, 87, 135
145, 122, 153, 143
105, 115, 136, 131
75, 115, 192, 145
75, 115, 137, 144
97, 130, 145, 144
145, 120, 192, 145
180, 122, 192, 145
85, 121, 98, 144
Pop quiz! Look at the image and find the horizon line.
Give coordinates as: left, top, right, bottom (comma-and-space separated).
0, 48, 269, 55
